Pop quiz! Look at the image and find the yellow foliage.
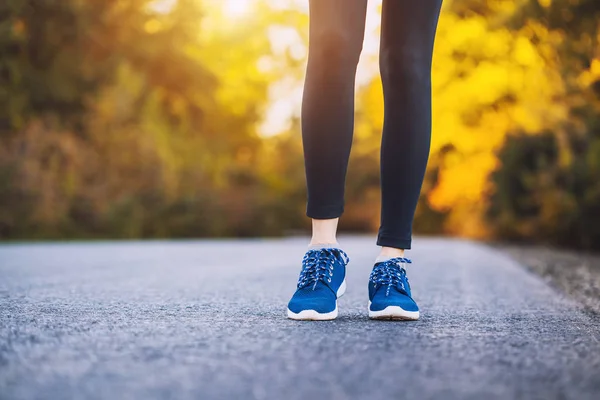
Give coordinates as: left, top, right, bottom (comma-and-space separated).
577, 58, 600, 87
144, 19, 162, 34
351, 9, 570, 238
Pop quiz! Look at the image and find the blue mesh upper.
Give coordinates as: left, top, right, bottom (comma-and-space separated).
287, 248, 349, 314
368, 257, 419, 312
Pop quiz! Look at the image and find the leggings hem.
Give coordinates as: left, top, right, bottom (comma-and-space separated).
306, 203, 344, 219
376, 235, 412, 250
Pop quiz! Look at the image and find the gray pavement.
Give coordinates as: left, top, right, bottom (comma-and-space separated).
0, 235, 599, 400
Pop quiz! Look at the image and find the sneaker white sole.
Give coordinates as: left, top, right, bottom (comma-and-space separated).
287, 280, 346, 321
368, 301, 420, 320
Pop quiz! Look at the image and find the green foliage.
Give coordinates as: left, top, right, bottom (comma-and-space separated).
485, 0, 600, 249
488, 126, 600, 250
0, 0, 303, 239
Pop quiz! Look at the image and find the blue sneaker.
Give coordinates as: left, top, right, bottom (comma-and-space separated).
368, 257, 419, 320
287, 247, 350, 320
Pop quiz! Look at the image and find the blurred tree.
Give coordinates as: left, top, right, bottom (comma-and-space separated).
1, 0, 598, 248
1, 0, 217, 134
486, 0, 600, 249
0, 0, 306, 239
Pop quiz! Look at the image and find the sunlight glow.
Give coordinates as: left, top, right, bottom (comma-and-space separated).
148, 0, 176, 14
223, 0, 252, 18
258, 0, 383, 137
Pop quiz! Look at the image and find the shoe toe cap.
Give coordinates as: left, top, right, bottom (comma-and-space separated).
288, 286, 336, 314
370, 290, 419, 312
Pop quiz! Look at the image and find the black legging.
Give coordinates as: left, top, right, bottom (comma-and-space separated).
301, 0, 443, 250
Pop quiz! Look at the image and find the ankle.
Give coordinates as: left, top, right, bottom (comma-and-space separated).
378, 247, 405, 259
310, 218, 339, 247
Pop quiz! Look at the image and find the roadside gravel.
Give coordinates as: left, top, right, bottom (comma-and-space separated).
492, 243, 600, 314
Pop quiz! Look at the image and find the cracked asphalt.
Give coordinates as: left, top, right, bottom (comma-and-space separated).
1, 235, 599, 400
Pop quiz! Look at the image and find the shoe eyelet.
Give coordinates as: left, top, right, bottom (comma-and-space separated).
328, 278, 332, 283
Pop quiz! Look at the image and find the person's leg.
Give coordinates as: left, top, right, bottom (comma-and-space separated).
377, 0, 443, 256
302, 0, 368, 247
368, 0, 443, 321
287, 0, 366, 320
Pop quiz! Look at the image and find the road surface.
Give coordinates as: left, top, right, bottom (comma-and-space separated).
1, 236, 599, 400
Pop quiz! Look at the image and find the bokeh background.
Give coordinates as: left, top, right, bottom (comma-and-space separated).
1, 0, 599, 250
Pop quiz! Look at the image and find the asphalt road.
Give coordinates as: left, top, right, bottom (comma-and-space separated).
1, 236, 599, 400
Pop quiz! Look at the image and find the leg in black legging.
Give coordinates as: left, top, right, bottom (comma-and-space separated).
302, 0, 368, 219
377, 0, 443, 250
